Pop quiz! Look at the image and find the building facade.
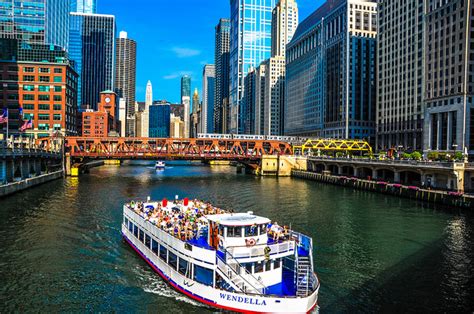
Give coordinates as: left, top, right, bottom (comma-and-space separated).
254, 63, 266, 135
423, 0, 474, 155
229, 0, 276, 133
149, 103, 170, 138
377, 0, 423, 151
202, 64, 215, 133
71, 0, 96, 14
0, 41, 78, 138
69, 13, 116, 110
191, 88, 200, 137
214, 18, 230, 133
242, 68, 257, 134
170, 113, 184, 138
181, 75, 191, 100
81, 91, 117, 137
285, 0, 377, 142
115, 31, 137, 136
0, 0, 70, 50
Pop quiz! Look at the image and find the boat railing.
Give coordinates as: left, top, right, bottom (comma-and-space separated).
223, 248, 267, 293
226, 240, 295, 260
216, 253, 265, 295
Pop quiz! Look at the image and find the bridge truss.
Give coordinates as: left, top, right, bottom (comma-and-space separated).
293, 138, 372, 155
58, 137, 293, 160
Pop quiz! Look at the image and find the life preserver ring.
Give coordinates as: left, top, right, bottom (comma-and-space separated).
246, 238, 256, 247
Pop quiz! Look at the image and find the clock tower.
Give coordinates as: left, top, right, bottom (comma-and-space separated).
99, 90, 117, 119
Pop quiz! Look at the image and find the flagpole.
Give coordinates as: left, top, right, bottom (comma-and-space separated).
6, 111, 8, 146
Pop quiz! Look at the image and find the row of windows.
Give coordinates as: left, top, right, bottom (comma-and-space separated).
22, 85, 62, 92
22, 67, 63, 74
22, 75, 63, 83
22, 104, 62, 111
22, 94, 62, 101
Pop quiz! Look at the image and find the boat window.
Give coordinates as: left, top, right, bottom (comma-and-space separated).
274, 258, 281, 269
124, 217, 129, 226
133, 224, 138, 237
234, 227, 242, 237
159, 245, 167, 262
245, 225, 258, 237
178, 258, 188, 277
151, 239, 158, 255
168, 251, 178, 270
145, 234, 151, 248
260, 224, 267, 234
139, 229, 144, 243
264, 260, 271, 272
243, 263, 252, 274
254, 261, 264, 273
218, 225, 224, 236
128, 221, 133, 232
194, 265, 213, 286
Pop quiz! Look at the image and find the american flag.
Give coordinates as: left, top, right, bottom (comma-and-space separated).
0, 109, 8, 124
19, 118, 32, 132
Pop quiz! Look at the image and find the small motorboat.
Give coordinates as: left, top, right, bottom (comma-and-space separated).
155, 161, 165, 169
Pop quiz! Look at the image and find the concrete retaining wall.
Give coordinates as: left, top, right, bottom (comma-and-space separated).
0, 170, 63, 198
292, 170, 473, 209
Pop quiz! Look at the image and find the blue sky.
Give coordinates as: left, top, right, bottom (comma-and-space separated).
100, 0, 324, 103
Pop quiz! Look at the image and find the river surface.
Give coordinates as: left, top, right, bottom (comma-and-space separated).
0, 162, 473, 313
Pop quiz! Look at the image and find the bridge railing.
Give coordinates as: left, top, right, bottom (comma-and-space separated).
1, 137, 62, 156
307, 156, 465, 168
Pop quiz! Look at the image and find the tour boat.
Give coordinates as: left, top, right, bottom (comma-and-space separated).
155, 161, 166, 169
122, 197, 319, 313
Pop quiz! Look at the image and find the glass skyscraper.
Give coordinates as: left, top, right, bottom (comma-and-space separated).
0, 0, 70, 50
149, 103, 171, 138
181, 75, 191, 100
71, 0, 96, 14
229, 0, 276, 133
69, 13, 116, 109
214, 18, 230, 133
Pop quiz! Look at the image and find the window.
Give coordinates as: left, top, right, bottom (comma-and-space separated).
139, 229, 144, 242
23, 104, 34, 110
254, 262, 264, 273
53, 95, 62, 101
54, 86, 62, 92
133, 224, 138, 237
23, 94, 34, 100
24, 67, 34, 73
38, 124, 49, 130
53, 76, 62, 83
38, 114, 49, 120
168, 251, 178, 270
53, 124, 61, 131
145, 234, 151, 248
151, 239, 158, 255
23, 85, 34, 91
194, 265, 213, 286
38, 95, 50, 101
39, 76, 50, 82
124, 217, 129, 226
54, 68, 63, 74
23, 75, 34, 81
178, 258, 189, 277
39, 104, 50, 111
39, 68, 50, 73
159, 245, 167, 262
53, 104, 61, 111
38, 85, 50, 92
128, 221, 133, 233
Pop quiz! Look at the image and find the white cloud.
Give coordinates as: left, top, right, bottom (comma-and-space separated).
163, 70, 193, 80
172, 47, 201, 58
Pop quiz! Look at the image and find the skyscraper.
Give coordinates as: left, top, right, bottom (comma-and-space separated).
423, 0, 474, 154
115, 31, 136, 136
229, 0, 276, 133
260, 0, 298, 135
149, 103, 170, 138
214, 18, 230, 133
69, 13, 116, 110
0, 0, 70, 50
285, 0, 377, 140
202, 65, 216, 133
71, 0, 96, 14
191, 88, 200, 137
182, 96, 191, 138
377, 0, 423, 151
181, 75, 191, 100
139, 80, 152, 138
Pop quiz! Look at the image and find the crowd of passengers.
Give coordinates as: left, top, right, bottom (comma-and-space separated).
128, 199, 290, 242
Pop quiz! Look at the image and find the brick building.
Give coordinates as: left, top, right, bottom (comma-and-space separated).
81, 91, 117, 137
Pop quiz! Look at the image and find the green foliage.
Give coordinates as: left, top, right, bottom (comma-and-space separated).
454, 151, 464, 161
411, 151, 422, 160
427, 152, 439, 160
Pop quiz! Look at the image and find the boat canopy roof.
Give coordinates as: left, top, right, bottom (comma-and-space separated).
206, 213, 270, 226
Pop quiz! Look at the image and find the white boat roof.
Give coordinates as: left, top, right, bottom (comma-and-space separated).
206, 213, 270, 226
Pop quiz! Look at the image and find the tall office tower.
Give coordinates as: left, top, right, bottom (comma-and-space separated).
182, 96, 191, 138
145, 81, 153, 108
181, 75, 191, 100
149, 103, 171, 138
229, 0, 276, 133
260, 0, 298, 136
115, 31, 137, 136
139, 80, 152, 137
377, 0, 423, 150
285, 0, 377, 140
254, 64, 266, 135
271, 0, 299, 58
71, 0, 96, 14
423, 0, 474, 155
214, 18, 230, 133
242, 68, 257, 134
0, 0, 70, 50
202, 64, 216, 134
191, 88, 200, 137
69, 13, 115, 110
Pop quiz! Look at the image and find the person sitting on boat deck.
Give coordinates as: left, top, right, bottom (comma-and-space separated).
270, 222, 284, 241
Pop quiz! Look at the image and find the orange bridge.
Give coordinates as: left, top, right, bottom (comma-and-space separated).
59, 137, 293, 160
